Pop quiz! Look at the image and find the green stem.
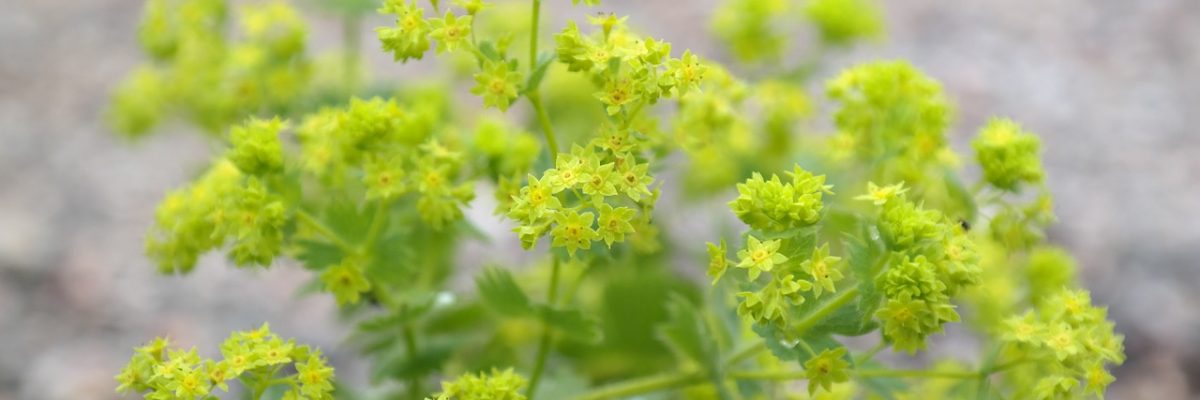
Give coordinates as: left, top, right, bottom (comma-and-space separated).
529, 93, 558, 163
404, 323, 422, 398
525, 0, 558, 163
854, 341, 887, 365
526, 256, 562, 399
722, 340, 768, 369
855, 369, 982, 380
726, 370, 806, 381
361, 200, 390, 254
342, 14, 361, 94
529, 0, 541, 70
789, 286, 861, 336
295, 210, 355, 253
575, 371, 708, 400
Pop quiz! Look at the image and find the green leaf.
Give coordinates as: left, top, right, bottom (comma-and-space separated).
845, 226, 886, 326
475, 267, 533, 316
657, 294, 718, 367
522, 51, 557, 95
537, 305, 602, 343
321, 198, 374, 243
750, 324, 842, 365
802, 301, 880, 337
478, 41, 502, 62
751, 323, 803, 363
372, 341, 455, 382
294, 239, 344, 271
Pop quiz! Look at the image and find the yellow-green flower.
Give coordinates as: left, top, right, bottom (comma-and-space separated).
429, 12, 472, 53
707, 240, 728, 286
596, 204, 635, 247
736, 236, 787, 280
472, 60, 522, 111
854, 181, 908, 205
551, 210, 598, 256
321, 259, 371, 306
804, 347, 850, 395
800, 243, 843, 298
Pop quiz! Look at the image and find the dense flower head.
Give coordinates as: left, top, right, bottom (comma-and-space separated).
711, 0, 788, 63
998, 288, 1125, 399
803, 0, 884, 46
874, 253, 963, 353
728, 165, 832, 231
227, 117, 285, 175
875, 191, 944, 251
973, 117, 1045, 191
111, 0, 312, 138
117, 324, 334, 399
429, 368, 527, 400
826, 61, 952, 166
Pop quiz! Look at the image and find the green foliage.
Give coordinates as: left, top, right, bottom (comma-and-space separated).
113, 0, 1124, 399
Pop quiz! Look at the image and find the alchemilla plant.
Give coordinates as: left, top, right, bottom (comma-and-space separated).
110, 0, 1123, 399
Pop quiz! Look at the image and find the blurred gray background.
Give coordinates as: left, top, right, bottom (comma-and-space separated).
1, 0, 1198, 398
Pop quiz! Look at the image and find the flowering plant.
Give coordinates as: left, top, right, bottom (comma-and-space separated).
111, 0, 1122, 399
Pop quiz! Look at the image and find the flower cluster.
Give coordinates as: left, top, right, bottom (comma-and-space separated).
859, 182, 982, 352
505, 142, 656, 256
973, 117, 1045, 191
712, 0, 883, 63
115, 324, 335, 400
710, 165, 847, 329
110, 0, 312, 138
146, 158, 285, 273
1000, 289, 1125, 399
297, 97, 475, 229
826, 61, 957, 184
803, 0, 885, 46
671, 64, 753, 192
728, 166, 833, 231
556, 17, 709, 115
427, 368, 527, 400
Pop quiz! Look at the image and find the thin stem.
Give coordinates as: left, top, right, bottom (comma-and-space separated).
855, 369, 981, 380
525, 0, 558, 163
854, 341, 887, 365
529, 94, 558, 163
529, 0, 541, 69
404, 323, 421, 398
526, 256, 562, 399
342, 14, 361, 94
295, 210, 355, 253
721, 340, 768, 369
575, 371, 707, 400
726, 370, 806, 381
789, 286, 860, 336
361, 200, 389, 254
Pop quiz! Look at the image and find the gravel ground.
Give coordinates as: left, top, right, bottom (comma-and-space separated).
2, 0, 1198, 399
